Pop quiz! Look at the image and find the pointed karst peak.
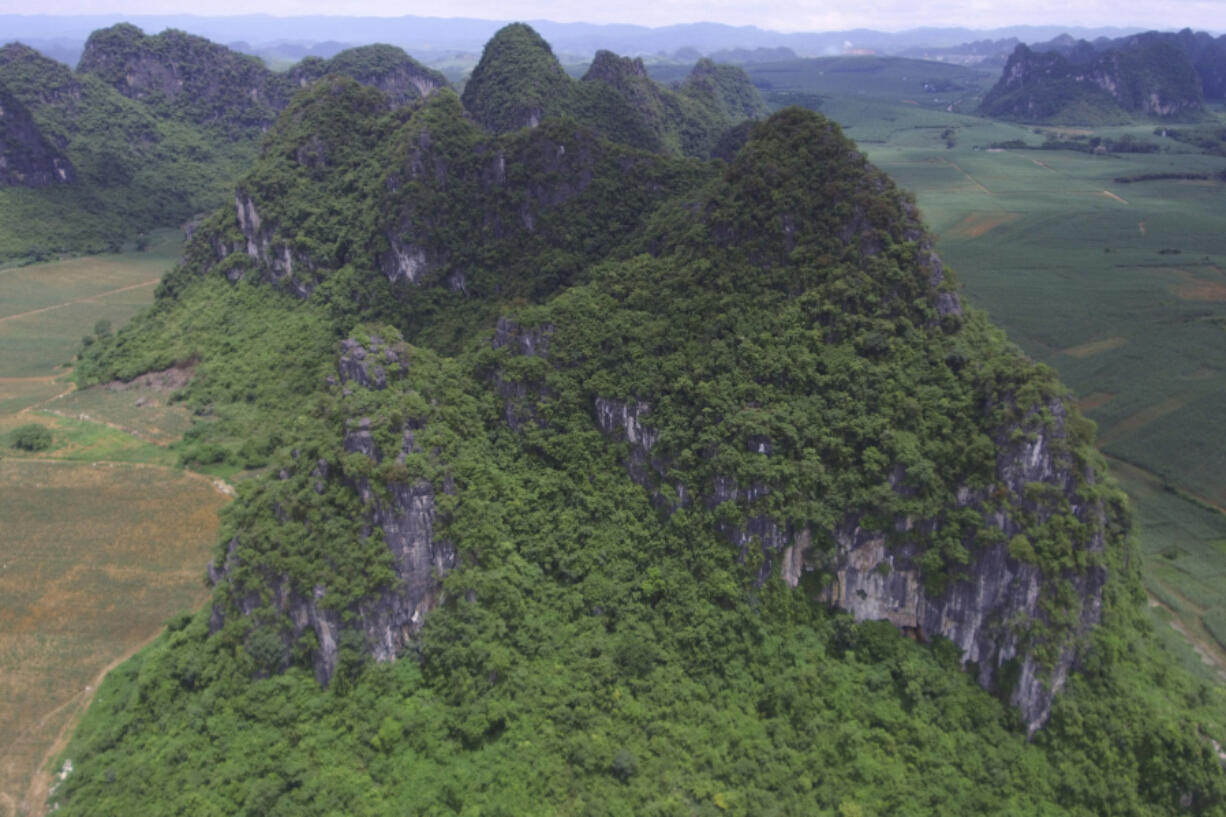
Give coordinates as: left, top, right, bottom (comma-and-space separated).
286, 44, 449, 108
682, 107, 931, 276
77, 22, 154, 79
681, 57, 769, 121
583, 50, 649, 86
460, 23, 572, 133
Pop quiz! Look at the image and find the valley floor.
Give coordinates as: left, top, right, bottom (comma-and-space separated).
0, 233, 231, 817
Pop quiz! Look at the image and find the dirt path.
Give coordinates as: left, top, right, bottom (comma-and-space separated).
16, 383, 75, 416
19, 643, 149, 817
4, 457, 235, 498
1147, 594, 1226, 682
945, 159, 992, 194
0, 278, 160, 324
1101, 189, 1129, 204
1106, 454, 1226, 519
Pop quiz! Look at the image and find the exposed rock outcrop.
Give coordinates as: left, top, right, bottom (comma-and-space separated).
818, 400, 1108, 733
233, 189, 314, 296
0, 81, 75, 186
208, 334, 454, 685
590, 379, 1108, 732
287, 44, 448, 109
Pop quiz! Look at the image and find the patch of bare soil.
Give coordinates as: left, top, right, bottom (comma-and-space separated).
105, 361, 195, 393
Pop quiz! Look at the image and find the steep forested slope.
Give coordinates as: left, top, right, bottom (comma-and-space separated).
54, 25, 1226, 817
0, 26, 452, 262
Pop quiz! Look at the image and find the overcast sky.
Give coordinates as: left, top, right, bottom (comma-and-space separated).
1, 0, 1223, 33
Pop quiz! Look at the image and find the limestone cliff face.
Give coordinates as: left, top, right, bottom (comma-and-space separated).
817, 398, 1108, 733
208, 335, 455, 684
586, 372, 1108, 733
287, 45, 449, 109
0, 82, 75, 186
77, 24, 292, 133
229, 189, 315, 296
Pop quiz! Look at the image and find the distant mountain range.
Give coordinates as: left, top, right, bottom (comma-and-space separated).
1, 14, 1151, 67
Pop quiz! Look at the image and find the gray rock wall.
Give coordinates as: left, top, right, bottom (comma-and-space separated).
209, 335, 454, 685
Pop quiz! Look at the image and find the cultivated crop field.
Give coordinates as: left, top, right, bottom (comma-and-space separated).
0, 462, 227, 817
0, 229, 182, 383
0, 234, 231, 817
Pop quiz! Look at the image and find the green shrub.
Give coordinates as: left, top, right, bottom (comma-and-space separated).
9, 423, 52, 451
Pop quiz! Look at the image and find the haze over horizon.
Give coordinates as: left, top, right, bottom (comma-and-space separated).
2, 0, 1223, 35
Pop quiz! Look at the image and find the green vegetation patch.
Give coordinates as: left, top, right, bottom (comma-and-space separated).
7, 421, 51, 450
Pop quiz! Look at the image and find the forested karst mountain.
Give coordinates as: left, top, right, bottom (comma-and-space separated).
980, 28, 1225, 123
0, 25, 452, 261
76, 22, 294, 136
0, 39, 255, 258
51, 23, 1226, 817
462, 23, 765, 157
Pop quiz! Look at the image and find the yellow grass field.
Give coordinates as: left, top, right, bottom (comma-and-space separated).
1166, 267, 1226, 302
1077, 391, 1117, 412
1062, 336, 1128, 359
944, 212, 1019, 240
0, 461, 228, 817
1098, 395, 1190, 446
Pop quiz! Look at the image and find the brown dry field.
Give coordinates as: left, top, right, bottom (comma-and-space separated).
1077, 391, 1117, 412
1099, 395, 1190, 446
1062, 336, 1128, 359
0, 460, 228, 817
943, 211, 1019, 240
1166, 268, 1226, 302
